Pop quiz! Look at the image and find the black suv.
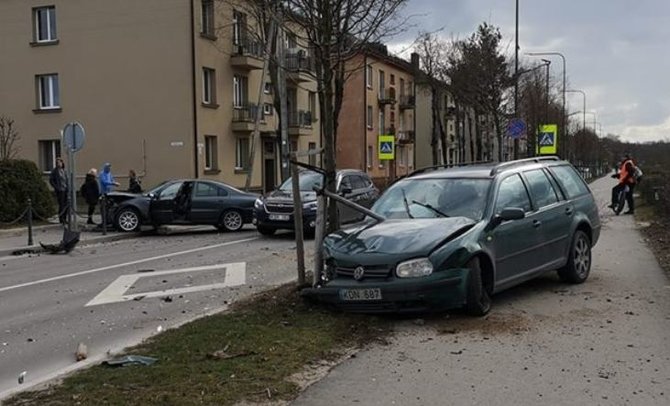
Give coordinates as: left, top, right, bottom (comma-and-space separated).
304, 157, 601, 315
253, 169, 379, 235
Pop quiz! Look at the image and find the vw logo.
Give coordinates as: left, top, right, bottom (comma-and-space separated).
353, 266, 365, 281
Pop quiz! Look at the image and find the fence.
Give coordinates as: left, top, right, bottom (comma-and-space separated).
574, 164, 609, 183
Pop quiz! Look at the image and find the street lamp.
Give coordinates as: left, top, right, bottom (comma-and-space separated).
566, 89, 586, 134
526, 52, 566, 157
568, 110, 597, 133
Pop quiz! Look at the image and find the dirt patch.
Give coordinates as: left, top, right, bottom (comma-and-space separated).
432, 312, 532, 336
639, 221, 670, 279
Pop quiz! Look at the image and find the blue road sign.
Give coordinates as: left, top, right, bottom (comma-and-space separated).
507, 118, 526, 139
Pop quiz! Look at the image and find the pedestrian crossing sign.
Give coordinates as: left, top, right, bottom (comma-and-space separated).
536, 124, 558, 155
378, 135, 395, 160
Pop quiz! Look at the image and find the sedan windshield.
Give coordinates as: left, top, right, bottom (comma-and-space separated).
372, 178, 491, 220
279, 171, 323, 192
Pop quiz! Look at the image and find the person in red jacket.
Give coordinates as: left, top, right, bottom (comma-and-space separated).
609, 153, 636, 214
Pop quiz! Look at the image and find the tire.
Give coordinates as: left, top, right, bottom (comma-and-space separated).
614, 187, 626, 215
465, 257, 492, 316
557, 230, 591, 284
257, 225, 276, 236
218, 210, 244, 232
115, 207, 141, 232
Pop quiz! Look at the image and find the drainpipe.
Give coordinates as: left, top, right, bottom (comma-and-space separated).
364, 55, 368, 171
189, 0, 200, 178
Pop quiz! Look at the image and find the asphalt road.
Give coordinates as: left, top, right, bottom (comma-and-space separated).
293, 176, 670, 406
0, 226, 310, 399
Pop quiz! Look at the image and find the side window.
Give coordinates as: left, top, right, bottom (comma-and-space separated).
351, 175, 367, 190
549, 165, 589, 199
217, 186, 229, 197
495, 174, 532, 213
158, 182, 182, 200
194, 182, 219, 197
524, 169, 559, 209
339, 176, 353, 192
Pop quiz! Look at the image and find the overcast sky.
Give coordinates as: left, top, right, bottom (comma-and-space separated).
388, 0, 670, 143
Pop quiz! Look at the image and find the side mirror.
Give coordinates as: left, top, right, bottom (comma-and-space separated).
488, 207, 525, 230
148, 193, 156, 200
340, 186, 353, 196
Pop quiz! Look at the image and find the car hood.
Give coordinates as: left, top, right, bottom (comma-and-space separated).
106, 192, 145, 202
325, 217, 476, 256
264, 190, 317, 204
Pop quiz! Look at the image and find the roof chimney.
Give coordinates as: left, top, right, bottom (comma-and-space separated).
411, 52, 420, 69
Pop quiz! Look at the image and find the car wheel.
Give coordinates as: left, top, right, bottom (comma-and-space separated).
218, 210, 244, 232
257, 225, 276, 236
115, 208, 141, 232
465, 257, 492, 317
558, 230, 591, 284
614, 189, 626, 215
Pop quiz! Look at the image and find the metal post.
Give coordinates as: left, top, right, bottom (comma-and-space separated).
513, 0, 519, 159
27, 198, 33, 246
313, 193, 326, 287
290, 162, 305, 285
101, 194, 107, 236
66, 143, 76, 231
278, 21, 290, 182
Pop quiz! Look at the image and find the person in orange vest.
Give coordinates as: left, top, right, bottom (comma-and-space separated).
609, 153, 636, 214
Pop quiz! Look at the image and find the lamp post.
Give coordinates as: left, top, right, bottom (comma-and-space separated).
526, 52, 566, 157
566, 89, 586, 134
568, 110, 596, 132
513, 0, 520, 160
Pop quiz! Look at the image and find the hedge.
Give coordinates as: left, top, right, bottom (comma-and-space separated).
0, 159, 56, 223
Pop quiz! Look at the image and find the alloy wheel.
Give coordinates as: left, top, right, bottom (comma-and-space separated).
574, 236, 591, 278
118, 211, 139, 232
223, 211, 242, 231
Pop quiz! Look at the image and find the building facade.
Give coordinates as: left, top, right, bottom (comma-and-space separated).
0, 0, 320, 192
336, 46, 415, 187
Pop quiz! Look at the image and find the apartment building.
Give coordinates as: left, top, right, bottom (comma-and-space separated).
336, 45, 415, 187
0, 0, 320, 192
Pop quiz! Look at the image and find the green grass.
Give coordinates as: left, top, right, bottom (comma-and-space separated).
5, 284, 387, 406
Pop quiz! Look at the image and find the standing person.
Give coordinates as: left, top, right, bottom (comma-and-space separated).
49, 158, 68, 224
80, 168, 100, 224
99, 162, 120, 195
609, 153, 636, 214
128, 169, 142, 194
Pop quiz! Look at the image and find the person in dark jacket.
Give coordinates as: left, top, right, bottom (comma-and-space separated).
49, 158, 68, 224
80, 168, 100, 225
128, 169, 142, 194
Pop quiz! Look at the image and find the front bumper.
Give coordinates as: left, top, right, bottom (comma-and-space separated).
253, 208, 317, 231
301, 269, 469, 313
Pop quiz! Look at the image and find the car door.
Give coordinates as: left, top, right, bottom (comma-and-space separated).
488, 174, 544, 287
337, 175, 357, 224
521, 169, 572, 269
149, 181, 183, 225
190, 181, 227, 224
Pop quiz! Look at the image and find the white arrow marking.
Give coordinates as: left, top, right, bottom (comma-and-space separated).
85, 262, 246, 306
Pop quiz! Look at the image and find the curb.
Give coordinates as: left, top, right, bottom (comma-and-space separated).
0, 231, 141, 257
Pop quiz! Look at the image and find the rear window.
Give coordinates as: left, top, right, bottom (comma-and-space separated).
548, 165, 590, 199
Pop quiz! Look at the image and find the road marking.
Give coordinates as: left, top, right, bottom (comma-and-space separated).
0, 237, 258, 294
86, 263, 246, 306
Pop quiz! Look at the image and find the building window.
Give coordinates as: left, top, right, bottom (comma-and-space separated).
33, 6, 57, 43
264, 82, 272, 94
233, 75, 248, 107
390, 74, 395, 85
308, 142, 317, 167
379, 111, 385, 135
366, 106, 373, 129
202, 68, 216, 105
285, 32, 298, 49
366, 65, 373, 89
309, 92, 317, 118
290, 140, 299, 153
400, 78, 405, 96
232, 10, 247, 45
398, 146, 405, 166
263, 103, 273, 115
367, 145, 373, 169
36, 74, 60, 109
390, 111, 395, 123
204, 135, 218, 170
201, 0, 215, 37
236, 137, 250, 170
378, 70, 385, 98
38, 139, 61, 172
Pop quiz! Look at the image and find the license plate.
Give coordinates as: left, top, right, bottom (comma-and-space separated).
339, 288, 382, 301
269, 214, 290, 221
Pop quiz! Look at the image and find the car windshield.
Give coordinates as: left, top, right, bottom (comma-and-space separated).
279, 171, 323, 192
371, 178, 491, 220
145, 181, 169, 196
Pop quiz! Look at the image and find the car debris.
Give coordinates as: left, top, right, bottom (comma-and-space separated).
103, 355, 158, 367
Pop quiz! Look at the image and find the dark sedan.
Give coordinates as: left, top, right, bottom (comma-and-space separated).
105, 180, 258, 232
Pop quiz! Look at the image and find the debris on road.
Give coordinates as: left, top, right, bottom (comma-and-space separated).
133, 295, 145, 301
18, 371, 26, 384
161, 296, 173, 303
206, 349, 255, 360
156, 325, 163, 333
103, 355, 158, 367
137, 269, 154, 273
75, 342, 88, 361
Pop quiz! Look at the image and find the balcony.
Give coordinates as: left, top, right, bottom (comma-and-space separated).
285, 52, 314, 84
378, 88, 396, 106
397, 130, 415, 144
230, 38, 264, 70
232, 104, 265, 132
399, 94, 415, 110
288, 110, 313, 136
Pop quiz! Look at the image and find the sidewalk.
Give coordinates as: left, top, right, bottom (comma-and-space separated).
0, 215, 138, 256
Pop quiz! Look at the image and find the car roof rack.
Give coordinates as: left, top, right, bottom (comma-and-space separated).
489, 156, 560, 176
407, 160, 494, 178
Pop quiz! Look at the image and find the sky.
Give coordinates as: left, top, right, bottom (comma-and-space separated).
387, 0, 670, 143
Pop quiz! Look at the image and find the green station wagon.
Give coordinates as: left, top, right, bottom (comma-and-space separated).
303, 157, 601, 315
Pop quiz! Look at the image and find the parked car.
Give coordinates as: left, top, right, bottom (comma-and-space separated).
253, 169, 379, 235
302, 157, 601, 315
105, 179, 258, 232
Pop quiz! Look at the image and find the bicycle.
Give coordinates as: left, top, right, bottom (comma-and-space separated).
612, 184, 629, 215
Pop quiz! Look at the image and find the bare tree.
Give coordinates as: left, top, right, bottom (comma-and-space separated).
0, 116, 20, 161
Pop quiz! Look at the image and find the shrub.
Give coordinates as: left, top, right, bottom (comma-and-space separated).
0, 159, 55, 222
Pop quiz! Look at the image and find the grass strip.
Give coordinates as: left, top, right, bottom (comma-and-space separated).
5, 284, 387, 406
